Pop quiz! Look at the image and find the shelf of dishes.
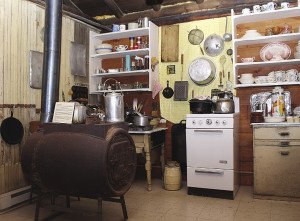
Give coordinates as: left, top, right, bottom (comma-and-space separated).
235, 68, 300, 88
234, 32, 300, 46
235, 82, 300, 88
91, 48, 149, 59
235, 59, 300, 69
232, 6, 300, 25
91, 69, 149, 78
91, 27, 150, 41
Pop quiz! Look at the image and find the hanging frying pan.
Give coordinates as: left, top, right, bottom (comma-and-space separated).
1, 111, 24, 145
162, 80, 174, 99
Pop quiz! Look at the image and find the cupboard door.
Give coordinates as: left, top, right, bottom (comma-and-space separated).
254, 145, 300, 197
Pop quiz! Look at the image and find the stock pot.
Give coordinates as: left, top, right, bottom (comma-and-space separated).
214, 98, 235, 114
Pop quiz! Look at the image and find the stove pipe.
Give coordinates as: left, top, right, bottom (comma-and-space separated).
41, 0, 63, 123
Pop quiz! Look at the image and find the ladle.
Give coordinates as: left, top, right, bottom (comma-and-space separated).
226, 48, 233, 63
223, 16, 232, 42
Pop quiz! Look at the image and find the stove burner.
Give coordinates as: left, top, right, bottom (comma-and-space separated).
129, 125, 153, 131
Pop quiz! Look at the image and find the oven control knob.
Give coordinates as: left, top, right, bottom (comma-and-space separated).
198, 120, 203, 125
192, 120, 196, 125
215, 120, 220, 125
206, 119, 212, 125
222, 120, 227, 125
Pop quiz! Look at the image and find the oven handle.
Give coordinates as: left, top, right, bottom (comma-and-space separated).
195, 168, 224, 174
193, 129, 224, 133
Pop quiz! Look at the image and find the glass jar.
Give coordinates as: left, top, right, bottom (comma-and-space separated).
271, 86, 285, 117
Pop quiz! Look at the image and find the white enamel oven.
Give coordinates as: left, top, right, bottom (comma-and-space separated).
186, 113, 240, 199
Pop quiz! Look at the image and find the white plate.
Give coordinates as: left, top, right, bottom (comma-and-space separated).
264, 116, 286, 123
260, 43, 291, 61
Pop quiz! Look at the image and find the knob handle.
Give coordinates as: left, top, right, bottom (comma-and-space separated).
206, 119, 212, 125
222, 120, 227, 125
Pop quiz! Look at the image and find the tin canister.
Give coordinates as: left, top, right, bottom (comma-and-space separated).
271, 87, 285, 117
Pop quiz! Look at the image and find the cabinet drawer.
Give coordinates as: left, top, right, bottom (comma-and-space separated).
187, 167, 234, 191
254, 127, 300, 140
254, 145, 300, 197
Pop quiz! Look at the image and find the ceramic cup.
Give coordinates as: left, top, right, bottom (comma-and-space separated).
294, 116, 300, 123
241, 57, 255, 62
267, 2, 277, 11
253, 5, 261, 13
112, 24, 120, 32
258, 76, 268, 83
286, 116, 294, 123
295, 52, 300, 59
267, 75, 276, 83
128, 22, 139, 30
281, 2, 290, 9
261, 4, 268, 11
275, 71, 284, 82
119, 24, 126, 31
242, 8, 251, 15
296, 45, 300, 52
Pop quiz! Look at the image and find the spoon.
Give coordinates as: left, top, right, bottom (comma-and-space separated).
223, 16, 232, 42
219, 55, 226, 78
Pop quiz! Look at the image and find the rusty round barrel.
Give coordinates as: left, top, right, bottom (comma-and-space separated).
21, 126, 136, 198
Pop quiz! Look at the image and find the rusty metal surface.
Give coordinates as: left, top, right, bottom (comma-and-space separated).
21, 123, 136, 198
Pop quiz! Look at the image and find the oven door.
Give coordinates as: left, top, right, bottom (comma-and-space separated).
186, 128, 234, 169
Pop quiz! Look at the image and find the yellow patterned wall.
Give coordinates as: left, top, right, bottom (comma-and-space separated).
158, 17, 234, 123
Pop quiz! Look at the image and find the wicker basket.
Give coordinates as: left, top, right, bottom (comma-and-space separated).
164, 161, 182, 191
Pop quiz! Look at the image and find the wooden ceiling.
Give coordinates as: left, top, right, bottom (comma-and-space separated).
30, 0, 297, 30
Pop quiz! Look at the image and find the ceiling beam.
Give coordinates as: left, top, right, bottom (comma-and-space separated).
103, 0, 124, 18
97, 0, 297, 26
152, 4, 161, 11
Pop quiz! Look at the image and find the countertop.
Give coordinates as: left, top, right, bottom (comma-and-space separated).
128, 127, 167, 134
251, 122, 300, 127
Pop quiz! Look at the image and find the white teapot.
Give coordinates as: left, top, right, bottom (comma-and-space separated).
114, 45, 128, 52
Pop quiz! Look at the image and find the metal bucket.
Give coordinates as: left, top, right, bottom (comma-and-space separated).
104, 91, 124, 122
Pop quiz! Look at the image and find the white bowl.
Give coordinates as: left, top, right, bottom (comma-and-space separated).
264, 116, 285, 123
107, 68, 119, 73
239, 78, 255, 84
241, 30, 262, 39
95, 43, 113, 54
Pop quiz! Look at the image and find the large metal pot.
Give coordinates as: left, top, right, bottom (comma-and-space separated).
214, 98, 235, 114
133, 115, 150, 127
104, 91, 124, 122
189, 99, 214, 114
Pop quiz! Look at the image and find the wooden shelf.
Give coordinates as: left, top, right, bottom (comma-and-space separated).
91, 70, 149, 77
232, 7, 300, 25
91, 27, 149, 41
234, 33, 300, 47
91, 48, 149, 59
235, 59, 300, 69
91, 88, 151, 94
235, 82, 300, 88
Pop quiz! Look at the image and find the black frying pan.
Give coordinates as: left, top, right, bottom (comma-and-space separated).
1, 111, 24, 145
162, 80, 174, 99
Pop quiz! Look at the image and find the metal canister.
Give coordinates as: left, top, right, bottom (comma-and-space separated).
143, 17, 149, 27
104, 91, 124, 122
271, 86, 285, 117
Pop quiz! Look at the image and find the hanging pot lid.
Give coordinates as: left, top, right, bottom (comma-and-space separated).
203, 34, 224, 57
188, 57, 216, 86
188, 28, 204, 45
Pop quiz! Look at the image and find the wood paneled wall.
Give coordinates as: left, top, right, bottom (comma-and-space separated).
237, 85, 300, 185
0, 0, 90, 194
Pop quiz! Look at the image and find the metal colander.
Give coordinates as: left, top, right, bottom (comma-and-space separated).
188, 29, 204, 45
